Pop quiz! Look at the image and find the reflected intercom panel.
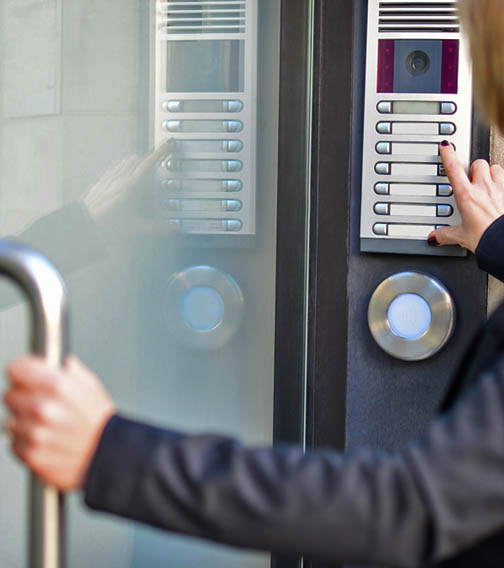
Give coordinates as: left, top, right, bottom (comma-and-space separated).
360, 0, 472, 256
153, 0, 257, 235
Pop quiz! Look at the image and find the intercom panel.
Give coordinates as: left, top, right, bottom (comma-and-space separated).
360, 0, 472, 256
153, 0, 257, 235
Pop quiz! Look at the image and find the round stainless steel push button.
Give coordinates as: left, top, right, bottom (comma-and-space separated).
165, 266, 244, 350
368, 272, 455, 361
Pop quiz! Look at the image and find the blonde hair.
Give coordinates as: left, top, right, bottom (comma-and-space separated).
459, 0, 504, 132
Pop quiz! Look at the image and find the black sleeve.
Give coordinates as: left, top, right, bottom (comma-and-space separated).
84, 358, 504, 568
0, 202, 107, 310
475, 215, 504, 282
18, 202, 106, 275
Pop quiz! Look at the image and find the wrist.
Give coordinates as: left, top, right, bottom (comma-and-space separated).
78, 407, 117, 490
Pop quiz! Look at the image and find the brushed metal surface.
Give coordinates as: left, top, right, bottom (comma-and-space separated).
360, 0, 473, 255
0, 240, 68, 568
164, 265, 244, 350
368, 271, 455, 361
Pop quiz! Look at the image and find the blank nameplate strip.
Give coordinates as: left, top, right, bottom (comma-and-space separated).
389, 183, 437, 196
390, 204, 437, 217
174, 140, 243, 153
392, 101, 441, 115
162, 179, 243, 193
391, 143, 439, 156
390, 163, 439, 176
165, 159, 243, 173
163, 100, 244, 113
392, 122, 439, 135
388, 224, 435, 238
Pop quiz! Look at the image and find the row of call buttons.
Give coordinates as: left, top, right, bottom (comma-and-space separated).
374, 203, 453, 217
375, 162, 448, 176
375, 182, 452, 197
377, 101, 457, 115
376, 122, 456, 136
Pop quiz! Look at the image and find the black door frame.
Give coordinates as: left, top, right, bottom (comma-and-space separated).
273, 1, 353, 567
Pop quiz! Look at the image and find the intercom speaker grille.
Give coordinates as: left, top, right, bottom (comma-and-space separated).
379, 1, 460, 33
158, 1, 246, 34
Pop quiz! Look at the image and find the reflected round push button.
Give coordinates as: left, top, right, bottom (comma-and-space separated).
387, 293, 431, 340
181, 286, 225, 332
165, 266, 244, 350
368, 272, 455, 361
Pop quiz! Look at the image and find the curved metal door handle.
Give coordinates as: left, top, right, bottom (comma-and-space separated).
0, 240, 68, 568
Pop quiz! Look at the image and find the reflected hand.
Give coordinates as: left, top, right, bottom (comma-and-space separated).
427, 143, 504, 252
3, 356, 115, 491
82, 138, 176, 236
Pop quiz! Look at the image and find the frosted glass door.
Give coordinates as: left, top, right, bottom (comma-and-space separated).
0, 1, 283, 566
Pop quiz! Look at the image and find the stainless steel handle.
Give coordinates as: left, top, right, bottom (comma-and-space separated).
0, 240, 68, 568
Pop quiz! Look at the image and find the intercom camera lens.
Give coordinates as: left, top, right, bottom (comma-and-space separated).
406, 50, 430, 76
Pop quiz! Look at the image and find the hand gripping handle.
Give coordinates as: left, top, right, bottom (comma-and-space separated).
0, 240, 69, 568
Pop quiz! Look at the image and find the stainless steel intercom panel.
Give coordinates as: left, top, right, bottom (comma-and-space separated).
360, 0, 473, 256
153, 0, 257, 235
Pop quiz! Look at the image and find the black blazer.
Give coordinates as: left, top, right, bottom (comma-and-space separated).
84, 217, 504, 568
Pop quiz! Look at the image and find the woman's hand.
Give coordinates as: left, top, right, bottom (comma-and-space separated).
3, 356, 116, 491
427, 142, 504, 253
82, 138, 176, 239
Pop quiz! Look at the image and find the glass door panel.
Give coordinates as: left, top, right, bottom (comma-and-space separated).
0, 1, 288, 566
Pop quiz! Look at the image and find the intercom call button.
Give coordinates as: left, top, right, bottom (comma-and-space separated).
437, 205, 453, 217
377, 101, 393, 114
375, 162, 391, 175
439, 122, 456, 135
376, 122, 392, 134
376, 142, 391, 154
374, 203, 390, 215
437, 184, 453, 197
372, 223, 388, 236
374, 183, 390, 195
440, 102, 457, 115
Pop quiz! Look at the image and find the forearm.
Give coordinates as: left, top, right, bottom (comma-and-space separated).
476, 214, 504, 282
0, 203, 107, 311
19, 202, 106, 275
84, 358, 504, 567
84, 416, 431, 567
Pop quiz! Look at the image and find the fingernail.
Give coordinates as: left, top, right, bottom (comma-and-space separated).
428, 236, 439, 247
440, 140, 451, 147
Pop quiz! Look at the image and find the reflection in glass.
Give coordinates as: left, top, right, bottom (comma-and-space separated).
0, 1, 280, 567
165, 40, 245, 93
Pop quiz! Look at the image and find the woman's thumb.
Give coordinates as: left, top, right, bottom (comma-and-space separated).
428, 225, 465, 248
